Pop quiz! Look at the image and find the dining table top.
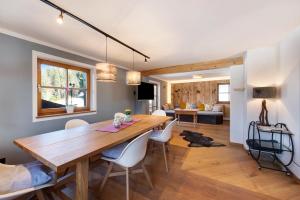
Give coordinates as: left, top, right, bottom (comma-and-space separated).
14, 114, 172, 173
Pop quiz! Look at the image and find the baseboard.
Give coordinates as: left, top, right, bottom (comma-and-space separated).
229, 142, 243, 147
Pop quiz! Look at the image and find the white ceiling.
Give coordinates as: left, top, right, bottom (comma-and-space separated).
151, 67, 231, 83
1, 0, 300, 70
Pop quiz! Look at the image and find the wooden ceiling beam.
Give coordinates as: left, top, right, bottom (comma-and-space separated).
141, 57, 244, 76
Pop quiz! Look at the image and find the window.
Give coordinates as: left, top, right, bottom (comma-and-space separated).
218, 83, 230, 103
37, 58, 91, 116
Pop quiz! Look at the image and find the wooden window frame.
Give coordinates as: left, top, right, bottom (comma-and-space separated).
37, 58, 91, 116
217, 83, 230, 104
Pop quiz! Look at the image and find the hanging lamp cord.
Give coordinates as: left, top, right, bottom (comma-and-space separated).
132, 51, 135, 70
105, 37, 108, 63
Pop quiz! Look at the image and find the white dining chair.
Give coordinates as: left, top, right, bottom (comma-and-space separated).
99, 131, 153, 200
152, 110, 167, 130
152, 109, 166, 116
65, 119, 89, 129
149, 119, 177, 173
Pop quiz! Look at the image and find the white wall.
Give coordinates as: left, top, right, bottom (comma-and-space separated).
230, 65, 245, 144
241, 27, 300, 177
278, 27, 300, 177
243, 47, 279, 146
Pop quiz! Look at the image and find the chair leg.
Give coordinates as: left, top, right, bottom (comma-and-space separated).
99, 162, 113, 192
141, 162, 153, 189
165, 142, 170, 153
35, 190, 46, 200
126, 168, 130, 200
162, 143, 169, 173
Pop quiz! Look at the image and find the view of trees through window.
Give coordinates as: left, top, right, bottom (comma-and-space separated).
37, 59, 90, 115
41, 64, 88, 108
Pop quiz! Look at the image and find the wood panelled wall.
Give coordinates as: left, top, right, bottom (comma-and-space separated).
171, 80, 230, 118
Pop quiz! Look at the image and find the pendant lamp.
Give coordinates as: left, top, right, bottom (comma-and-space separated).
96, 37, 117, 82
126, 51, 141, 85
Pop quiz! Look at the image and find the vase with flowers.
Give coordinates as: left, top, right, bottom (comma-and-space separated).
124, 109, 132, 122
66, 83, 75, 113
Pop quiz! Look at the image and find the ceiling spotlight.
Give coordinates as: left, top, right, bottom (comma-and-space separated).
57, 11, 64, 25
144, 57, 148, 62
193, 74, 203, 79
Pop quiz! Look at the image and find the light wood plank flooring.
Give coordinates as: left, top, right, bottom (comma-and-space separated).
60, 122, 300, 200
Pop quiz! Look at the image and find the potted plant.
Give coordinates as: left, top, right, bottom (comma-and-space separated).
124, 109, 132, 122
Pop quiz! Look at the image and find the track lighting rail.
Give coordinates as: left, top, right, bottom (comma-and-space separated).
40, 0, 150, 60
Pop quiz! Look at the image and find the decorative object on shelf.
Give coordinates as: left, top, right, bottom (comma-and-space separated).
124, 109, 133, 122
253, 87, 277, 126
247, 121, 294, 175
126, 51, 141, 85
97, 37, 117, 82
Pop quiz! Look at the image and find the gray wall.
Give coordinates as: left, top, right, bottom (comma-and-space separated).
0, 33, 136, 164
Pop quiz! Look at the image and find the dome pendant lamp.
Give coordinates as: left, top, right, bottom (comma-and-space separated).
126, 51, 141, 85
96, 37, 117, 82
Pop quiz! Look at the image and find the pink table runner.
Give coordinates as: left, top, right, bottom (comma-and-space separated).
96, 119, 141, 133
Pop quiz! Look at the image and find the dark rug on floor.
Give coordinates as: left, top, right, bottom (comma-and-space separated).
180, 130, 226, 147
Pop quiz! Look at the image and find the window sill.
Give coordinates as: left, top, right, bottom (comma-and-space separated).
33, 110, 97, 122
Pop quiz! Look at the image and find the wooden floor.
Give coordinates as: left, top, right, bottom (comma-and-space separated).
60, 122, 300, 200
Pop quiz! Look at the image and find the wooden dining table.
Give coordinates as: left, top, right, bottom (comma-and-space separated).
14, 114, 171, 200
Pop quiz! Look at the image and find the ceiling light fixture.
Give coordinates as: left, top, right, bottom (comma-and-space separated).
126, 51, 141, 85
41, 0, 150, 61
144, 57, 148, 63
193, 74, 203, 79
56, 11, 63, 24
96, 37, 117, 82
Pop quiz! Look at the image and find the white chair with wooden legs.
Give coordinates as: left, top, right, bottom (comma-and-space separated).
149, 119, 177, 173
152, 110, 167, 130
152, 110, 166, 116
65, 119, 89, 129
99, 131, 153, 200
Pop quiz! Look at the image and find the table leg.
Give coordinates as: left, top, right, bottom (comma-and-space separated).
76, 158, 89, 200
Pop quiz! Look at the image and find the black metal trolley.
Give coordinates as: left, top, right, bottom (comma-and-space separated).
247, 121, 294, 175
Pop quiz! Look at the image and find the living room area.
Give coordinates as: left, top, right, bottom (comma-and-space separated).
2, 1, 300, 200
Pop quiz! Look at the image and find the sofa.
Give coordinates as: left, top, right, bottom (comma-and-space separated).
162, 103, 224, 124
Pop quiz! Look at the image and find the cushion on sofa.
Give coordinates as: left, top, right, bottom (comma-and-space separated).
205, 104, 212, 111
212, 105, 224, 112
197, 103, 205, 111
0, 161, 52, 195
180, 102, 186, 109
169, 103, 174, 110
22, 161, 52, 187
162, 103, 170, 110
